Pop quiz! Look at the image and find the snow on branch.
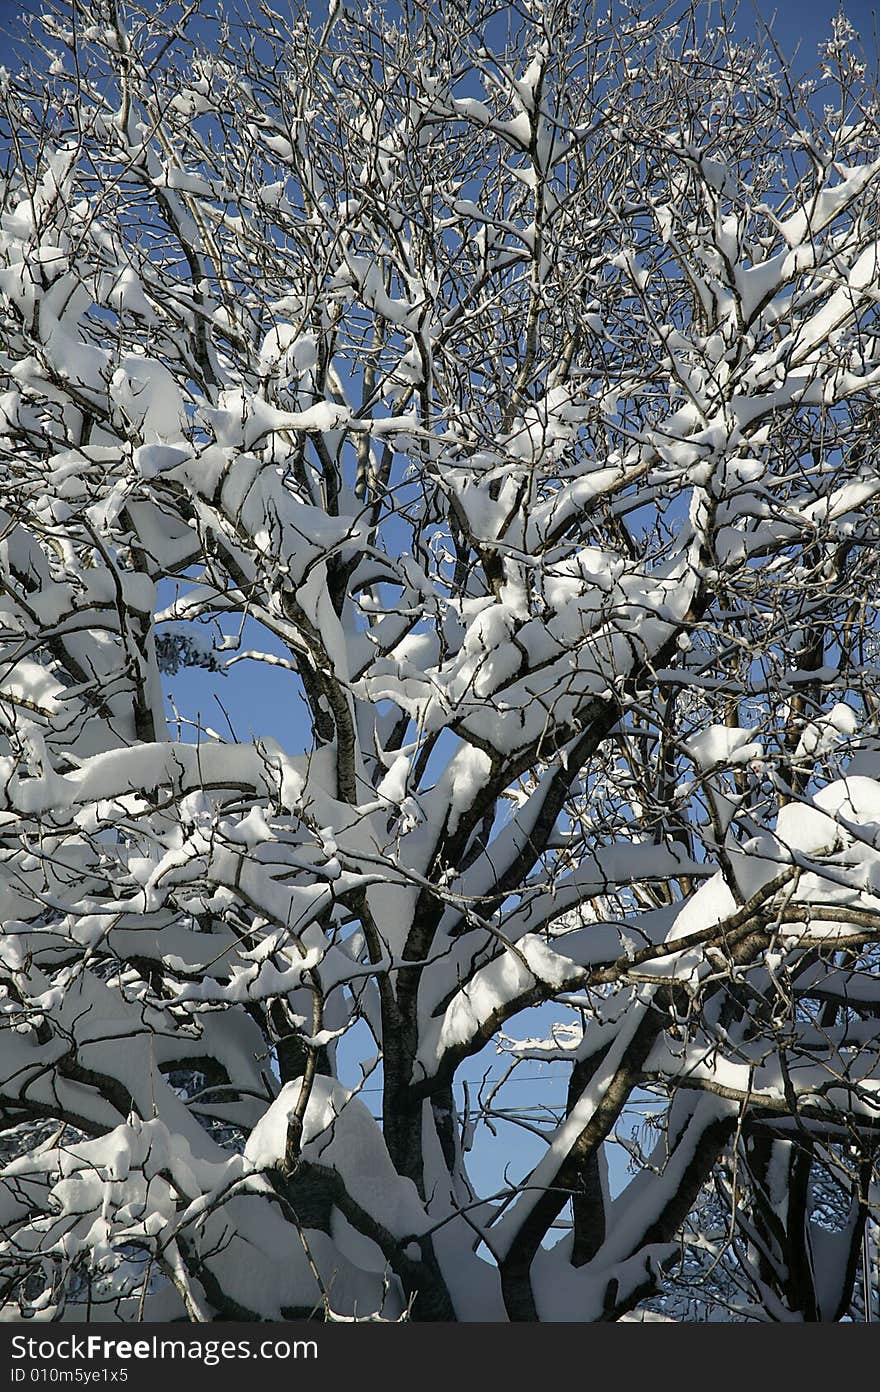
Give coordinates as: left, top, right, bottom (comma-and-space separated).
1, 0, 880, 1325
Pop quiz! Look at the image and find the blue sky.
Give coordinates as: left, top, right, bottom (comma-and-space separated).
742, 0, 878, 65
1, 0, 878, 73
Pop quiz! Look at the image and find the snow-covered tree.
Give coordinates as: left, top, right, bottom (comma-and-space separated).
2, 0, 880, 1322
